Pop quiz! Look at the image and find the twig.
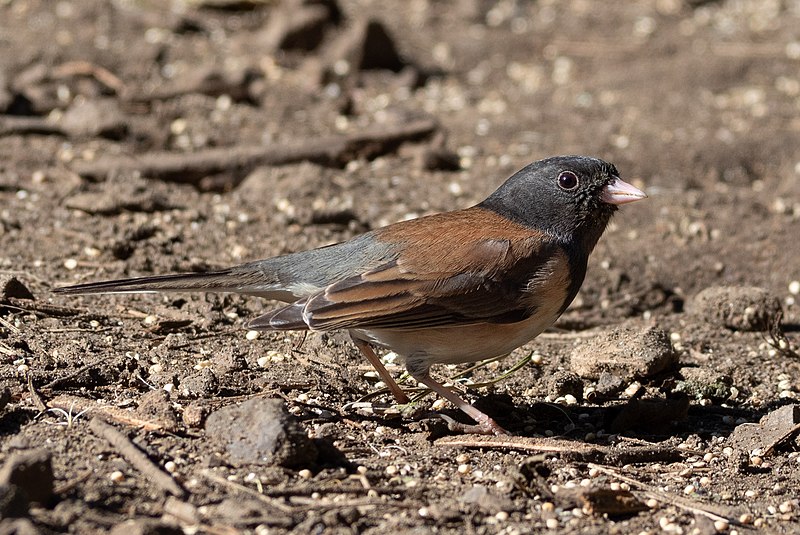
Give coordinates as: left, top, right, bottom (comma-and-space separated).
27, 375, 47, 411
71, 118, 438, 182
89, 417, 185, 497
587, 464, 744, 525
0, 116, 65, 137
51, 60, 127, 95
436, 435, 683, 464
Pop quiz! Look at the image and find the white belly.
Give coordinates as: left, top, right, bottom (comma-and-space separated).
352, 307, 560, 365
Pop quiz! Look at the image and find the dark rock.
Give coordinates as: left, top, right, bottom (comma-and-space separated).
205, 398, 318, 467
0, 449, 54, 505
179, 369, 219, 399
570, 324, 677, 380
689, 286, 782, 331
0, 276, 35, 301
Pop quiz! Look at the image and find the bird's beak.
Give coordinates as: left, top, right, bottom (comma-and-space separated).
601, 177, 647, 205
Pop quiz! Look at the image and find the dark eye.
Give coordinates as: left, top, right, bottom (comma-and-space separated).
557, 171, 579, 191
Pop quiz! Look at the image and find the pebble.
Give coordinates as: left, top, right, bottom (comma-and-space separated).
205, 398, 317, 468
689, 286, 782, 331
569, 324, 676, 380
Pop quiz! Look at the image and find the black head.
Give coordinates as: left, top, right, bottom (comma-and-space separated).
478, 155, 644, 250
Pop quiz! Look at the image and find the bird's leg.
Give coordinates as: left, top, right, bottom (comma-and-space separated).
406, 360, 510, 436
351, 336, 411, 404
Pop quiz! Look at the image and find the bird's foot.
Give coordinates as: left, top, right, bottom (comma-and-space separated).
440, 414, 511, 436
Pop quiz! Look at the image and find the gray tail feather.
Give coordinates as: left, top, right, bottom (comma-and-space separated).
53, 269, 248, 295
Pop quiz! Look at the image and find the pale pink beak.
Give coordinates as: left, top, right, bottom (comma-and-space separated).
601, 177, 647, 205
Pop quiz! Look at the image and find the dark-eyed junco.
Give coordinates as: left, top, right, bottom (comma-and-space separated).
56, 155, 646, 435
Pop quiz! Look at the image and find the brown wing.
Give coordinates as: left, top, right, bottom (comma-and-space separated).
248, 207, 566, 332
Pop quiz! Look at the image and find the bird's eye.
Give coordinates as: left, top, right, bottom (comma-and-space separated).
557, 171, 579, 191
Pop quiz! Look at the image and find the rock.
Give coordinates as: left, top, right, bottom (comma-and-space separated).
570, 325, 677, 380
728, 404, 800, 457
179, 369, 219, 399
689, 286, 782, 331
205, 398, 318, 467
459, 485, 514, 513
60, 98, 127, 139
673, 367, 732, 400
0, 276, 35, 301
0, 449, 54, 505
136, 390, 180, 432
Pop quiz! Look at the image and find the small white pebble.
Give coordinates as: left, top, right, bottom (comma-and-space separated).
385, 465, 399, 476
457, 464, 471, 475
245, 330, 260, 340
455, 453, 470, 464
109, 470, 125, 483
418, 507, 430, 517
17, 364, 29, 374
541, 502, 555, 512
545, 518, 559, 529
714, 519, 729, 532
256, 356, 270, 368
564, 394, 578, 405
789, 281, 800, 295
738, 513, 753, 524
495, 511, 509, 522
163, 383, 174, 393
164, 461, 177, 473
646, 498, 659, 508
63, 258, 78, 270
684, 484, 696, 495
699, 476, 711, 486
298, 469, 313, 479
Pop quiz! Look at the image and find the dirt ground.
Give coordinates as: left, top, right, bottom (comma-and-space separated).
1, 0, 800, 533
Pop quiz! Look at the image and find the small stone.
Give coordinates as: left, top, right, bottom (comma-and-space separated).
0, 276, 35, 301
205, 398, 317, 468
570, 324, 676, 380
690, 286, 782, 331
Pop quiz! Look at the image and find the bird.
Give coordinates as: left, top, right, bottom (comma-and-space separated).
55, 155, 646, 435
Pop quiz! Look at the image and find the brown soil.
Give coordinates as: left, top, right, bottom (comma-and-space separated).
2, 0, 800, 533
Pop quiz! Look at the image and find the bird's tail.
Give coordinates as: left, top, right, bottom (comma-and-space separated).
52, 267, 280, 297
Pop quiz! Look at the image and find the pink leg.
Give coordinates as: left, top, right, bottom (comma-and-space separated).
351, 336, 411, 404
407, 362, 510, 436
